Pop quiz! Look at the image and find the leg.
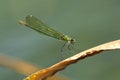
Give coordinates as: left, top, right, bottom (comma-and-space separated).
61, 42, 67, 52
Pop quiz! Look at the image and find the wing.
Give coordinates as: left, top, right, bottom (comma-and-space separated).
25, 15, 64, 40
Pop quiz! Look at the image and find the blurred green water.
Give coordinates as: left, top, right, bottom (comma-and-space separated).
0, 0, 120, 80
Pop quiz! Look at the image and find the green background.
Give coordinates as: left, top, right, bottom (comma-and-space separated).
0, 0, 120, 80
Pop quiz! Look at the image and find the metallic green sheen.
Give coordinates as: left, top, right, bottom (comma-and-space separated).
25, 15, 72, 42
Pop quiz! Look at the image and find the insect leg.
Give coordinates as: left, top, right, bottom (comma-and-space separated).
61, 42, 67, 52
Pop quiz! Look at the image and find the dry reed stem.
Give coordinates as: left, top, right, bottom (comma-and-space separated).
0, 54, 38, 75
24, 39, 120, 80
0, 54, 68, 80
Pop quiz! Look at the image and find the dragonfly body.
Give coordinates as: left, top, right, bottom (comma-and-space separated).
19, 15, 75, 44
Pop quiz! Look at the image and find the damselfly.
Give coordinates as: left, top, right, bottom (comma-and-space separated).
19, 15, 76, 51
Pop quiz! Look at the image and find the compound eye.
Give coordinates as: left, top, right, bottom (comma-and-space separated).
70, 39, 75, 44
